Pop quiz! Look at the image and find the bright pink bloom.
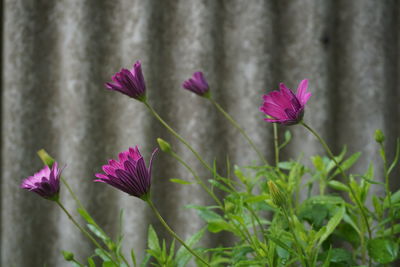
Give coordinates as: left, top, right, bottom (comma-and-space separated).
20, 163, 62, 200
105, 61, 146, 101
260, 79, 311, 125
95, 146, 158, 199
182, 72, 210, 97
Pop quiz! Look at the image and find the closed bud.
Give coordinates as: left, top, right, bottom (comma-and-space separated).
62, 251, 74, 261
157, 138, 172, 153
268, 180, 287, 208
374, 129, 385, 143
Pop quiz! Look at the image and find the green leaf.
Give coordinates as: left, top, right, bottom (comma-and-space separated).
147, 225, 160, 252
176, 228, 206, 267
169, 178, 192, 185
388, 138, 400, 175
278, 130, 292, 149
102, 262, 116, 267
37, 149, 56, 166
197, 209, 224, 222
77, 208, 96, 225
318, 205, 345, 246
95, 249, 112, 261
87, 224, 109, 242
208, 179, 232, 193
367, 238, 398, 264
320, 248, 353, 265
327, 180, 349, 192
130, 248, 137, 267
140, 253, 151, 267
87, 257, 96, 267
330, 152, 361, 178
208, 220, 235, 233
321, 247, 332, 267
299, 203, 329, 228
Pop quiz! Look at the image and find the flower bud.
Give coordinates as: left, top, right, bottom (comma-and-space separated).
268, 180, 287, 208
157, 138, 172, 153
62, 251, 74, 261
374, 129, 385, 143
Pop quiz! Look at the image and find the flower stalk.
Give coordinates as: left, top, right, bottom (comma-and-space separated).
300, 121, 372, 239
208, 97, 268, 165
145, 198, 210, 266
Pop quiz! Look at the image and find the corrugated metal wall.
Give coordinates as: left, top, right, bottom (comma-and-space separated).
2, 0, 399, 266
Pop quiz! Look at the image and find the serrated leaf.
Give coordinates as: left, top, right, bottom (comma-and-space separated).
170, 178, 192, 185
367, 238, 398, 264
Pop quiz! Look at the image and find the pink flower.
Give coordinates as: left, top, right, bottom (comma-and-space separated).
105, 61, 146, 101
95, 146, 158, 200
182, 72, 210, 97
260, 79, 311, 125
20, 163, 62, 200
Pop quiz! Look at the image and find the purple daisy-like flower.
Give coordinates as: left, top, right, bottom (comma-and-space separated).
182, 72, 210, 97
95, 146, 158, 199
260, 79, 311, 125
105, 61, 146, 101
20, 162, 62, 200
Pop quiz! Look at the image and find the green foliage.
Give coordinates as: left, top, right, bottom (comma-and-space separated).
55, 127, 400, 267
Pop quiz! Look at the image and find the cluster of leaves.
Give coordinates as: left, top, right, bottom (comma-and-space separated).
62, 129, 400, 267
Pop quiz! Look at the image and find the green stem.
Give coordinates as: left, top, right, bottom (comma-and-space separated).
380, 143, 394, 236
273, 124, 279, 167
55, 200, 118, 265
282, 208, 309, 267
245, 204, 268, 243
144, 101, 213, 173
301, 122, 372, 240
209, 97, 268, 165
170, 151, 222, 207
146, 199, 210, 266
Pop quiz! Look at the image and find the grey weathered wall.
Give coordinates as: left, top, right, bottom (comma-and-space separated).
2, 0, 400, 266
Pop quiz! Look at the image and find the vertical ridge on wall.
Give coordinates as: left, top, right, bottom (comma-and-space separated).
2, 0, 400, 266
2, 1, 62, 266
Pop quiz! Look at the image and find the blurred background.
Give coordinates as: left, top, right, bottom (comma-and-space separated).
2, 0, 400, 266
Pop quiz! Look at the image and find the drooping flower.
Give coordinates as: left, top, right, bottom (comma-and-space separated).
182, 72, 210, 97
95, 146, 158, 200
260, 79, 311, 125
105, 61, 146, 101
20, 162, 62, 200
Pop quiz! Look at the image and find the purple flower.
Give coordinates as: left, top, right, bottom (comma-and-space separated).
95, 146, 158, 199
20, 163, 62, 200
105, 61, 146, 101
182, 72, 210, 97
260, 79, 311, 125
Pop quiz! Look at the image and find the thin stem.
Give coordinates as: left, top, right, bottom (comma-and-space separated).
55, 201, 118, 265
273, 124, 279, 167
170, 151, 222, 207
146, 199, 210, 266
282, 209, 309, 267
380, 143, 394, 236
245, 203, 268, 243
301, 122, 372, 240
143, 101, 213, 173
209, 97, 268, 165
